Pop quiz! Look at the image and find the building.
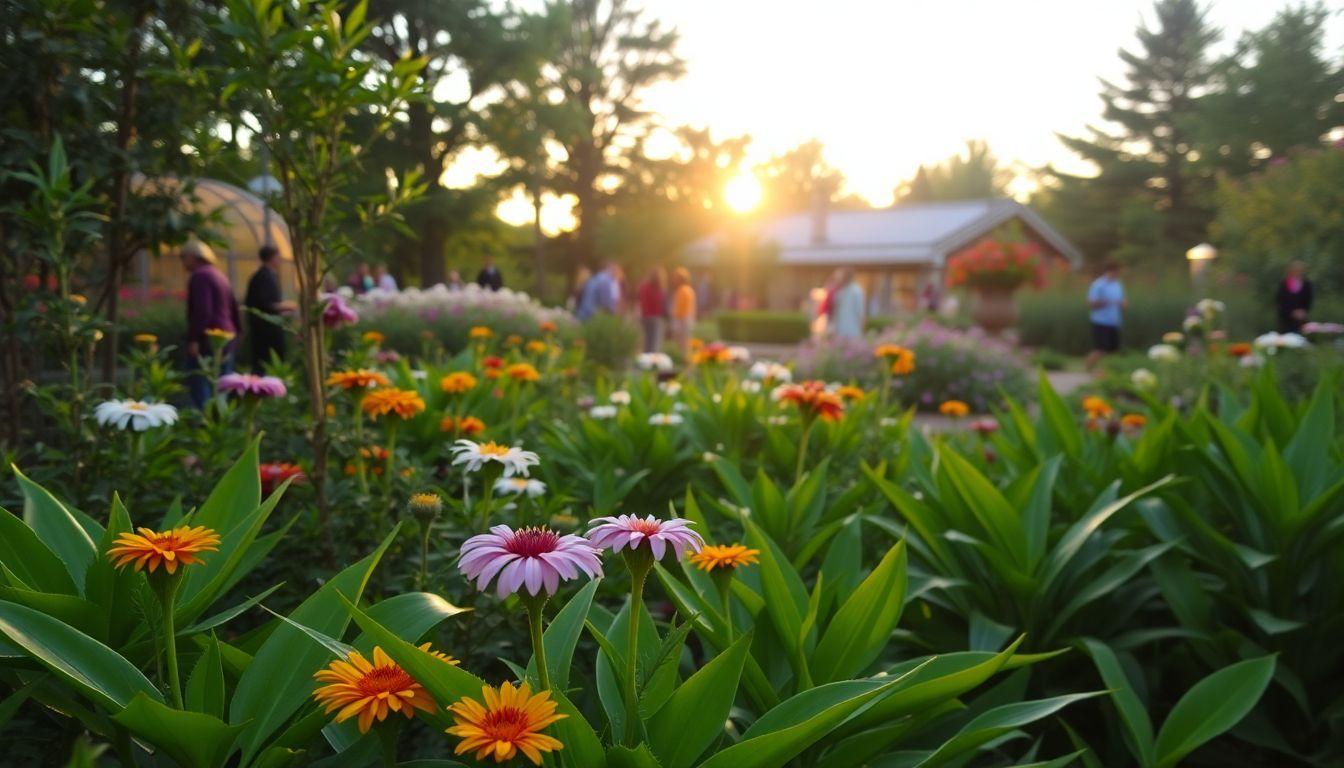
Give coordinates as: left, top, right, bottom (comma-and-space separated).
684, 198, 1082, 315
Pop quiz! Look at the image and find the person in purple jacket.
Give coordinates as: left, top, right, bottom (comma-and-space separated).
181, 241, 241, 408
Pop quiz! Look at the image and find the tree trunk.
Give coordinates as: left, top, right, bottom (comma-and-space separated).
419, 213, 446, 287
532, 174, 545, 297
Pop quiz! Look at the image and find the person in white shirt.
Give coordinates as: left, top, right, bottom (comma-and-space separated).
372, 264, 398, 292
830, 268, 866, 339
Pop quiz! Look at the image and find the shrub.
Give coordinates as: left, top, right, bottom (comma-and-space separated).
716, 310, 810, 343
580, 312, 639, 369
352, 284, 575, 354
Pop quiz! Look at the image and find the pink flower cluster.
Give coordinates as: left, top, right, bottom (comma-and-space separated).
218, 373, 287, 399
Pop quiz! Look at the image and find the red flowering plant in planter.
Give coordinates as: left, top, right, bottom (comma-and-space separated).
945, 238, 1047, 290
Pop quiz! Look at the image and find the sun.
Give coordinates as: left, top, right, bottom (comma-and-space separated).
723, 171, 763, 213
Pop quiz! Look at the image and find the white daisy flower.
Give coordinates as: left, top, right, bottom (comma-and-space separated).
410, 369, 428, 380
1147, 344, 1181, 362
609, 390, 631, 405
726, 346, 751, 362
649, 413, 684, 426
493, 476, 547, 498
659, 380, 682, 395
589, 405, 618, 419
767, 415, 789, 426
702, 452, 719, 463
749, 361, 792, 382
740, 380, 762, 393
449, 439, 540, 477
1254, 332, 1308, 353
1182, 315, 1201, 332
94, 400, 178, 431
879, 417, 899, 427
1130, 368, 1157, 390
636, 352, 673, 372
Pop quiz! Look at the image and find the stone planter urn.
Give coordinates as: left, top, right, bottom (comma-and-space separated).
970, 284, 1019, 337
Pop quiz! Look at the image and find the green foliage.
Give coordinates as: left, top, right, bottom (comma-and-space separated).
897, 140, 1010, 203
580, 313, 640, 371
716, 311, 811, 344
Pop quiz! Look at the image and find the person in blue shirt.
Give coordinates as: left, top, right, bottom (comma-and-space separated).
576, 262, 622, 321
1086, 262, 1126, 369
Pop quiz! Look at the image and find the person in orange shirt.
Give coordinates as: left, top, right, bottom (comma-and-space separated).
670, 267, 696, 360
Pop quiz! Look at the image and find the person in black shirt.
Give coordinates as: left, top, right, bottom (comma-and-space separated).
476, 256, 503, 291
1275, 261, 1313, 334
244, 245, 294, 370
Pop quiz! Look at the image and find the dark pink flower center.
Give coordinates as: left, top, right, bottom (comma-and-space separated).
505, 528, 560, 557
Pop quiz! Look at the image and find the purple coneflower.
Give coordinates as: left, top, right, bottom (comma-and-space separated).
218, 373, 287, 399
459, 525, 602, 597
586, 514, 703, 561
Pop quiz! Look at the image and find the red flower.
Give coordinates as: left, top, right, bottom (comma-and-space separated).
260, 462, 306, 496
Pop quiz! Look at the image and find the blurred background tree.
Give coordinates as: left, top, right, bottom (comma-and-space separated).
896, 140, 1011, 203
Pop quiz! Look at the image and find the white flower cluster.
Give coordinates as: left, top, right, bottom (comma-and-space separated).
1253, 332, 1308, 354
636, 352, 674, 372
350, 283, 573, 328
1130, 368, 1157, 389
749, 360, 792, 383
1147, 344, 1181, 362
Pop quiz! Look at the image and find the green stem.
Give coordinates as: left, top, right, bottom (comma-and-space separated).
385, 421, 399, 485
716, 573, 735, 644
160, 577, 183, 709
525, 594, 551, 691
794, 419, 815, 485
622, 556, 652, 746
377, 723, 399, 768
418, 522, 432, 590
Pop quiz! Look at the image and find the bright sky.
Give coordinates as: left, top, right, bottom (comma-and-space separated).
482, 0, 1344, 231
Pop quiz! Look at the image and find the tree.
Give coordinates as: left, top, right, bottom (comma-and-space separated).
540, 0, 685, 266
1198, 3, 1344, 176
218, 0, 426, 528
896, 140, 1011, 203
756, 139, 845, 214
1048, 0, 1220, 264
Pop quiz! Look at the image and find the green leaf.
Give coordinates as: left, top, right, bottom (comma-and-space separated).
0, 586, 104, 639
83, 495, 140, 645
229, 528, 397, 763
526, 579, 597, 690
12, 466, 98, 590
0, 679, 38, 728
606, 743, 662, 768
112, 693, 245, 768
744, 519, 810, 675
0, 507, 76, 594
646, 633, 752, 768
914, 692, 1102, 767
353, 592, 468, 654
812, 541, 907, 683
1153, 656, 1276, 768
187, 634, 226, 718
1082, 639, 1154, 766
0, 599, 163, 711
550, 687, 607, 768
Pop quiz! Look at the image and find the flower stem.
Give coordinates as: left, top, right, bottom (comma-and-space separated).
377, 723, 399, 768
525, 594, 551, 692
159, 577, 183, 709
418, 521, 432, 590
622, 555, 652, 746
715, 571, 735, 644
794, 419, 814, 485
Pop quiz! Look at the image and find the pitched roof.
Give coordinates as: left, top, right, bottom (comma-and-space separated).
685, 198, 1082, 268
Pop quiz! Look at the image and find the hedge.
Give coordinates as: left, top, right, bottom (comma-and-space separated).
716, 311, 811, 344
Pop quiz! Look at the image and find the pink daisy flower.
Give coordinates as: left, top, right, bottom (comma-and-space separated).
321, 292, 359, 328
218, 373, 287, 399
586, 515, 704, 561
458, 525, 603, 597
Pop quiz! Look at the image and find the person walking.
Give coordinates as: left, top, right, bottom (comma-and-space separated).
669, 267, 697, 360
830, 268, 865, 339
244, 245, 294, 371
576, 262, 620, 320
637, 267, 668, 354
1275, 261, 1313, 334
372, 264, 398, 292
476, 257, 504, 291
182, 241, 240, 408
1086, 262, 1126, 369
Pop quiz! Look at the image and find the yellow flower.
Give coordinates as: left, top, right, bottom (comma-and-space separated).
312, 646, 438, 734
327, 369, 392, 390
409, 492, 442, 518
525, 340, 548, 354
362, 330, 386, 345
469, 326, 494, 340
440, 371, 478, 394
887, 347, 916, 376
873, 343, 905, 359
505, 363, 540, 382
107, 526, 220, 575
447, 682, 566, 765
689, 544, 761, 572
361, 388, 426, 420
204, 327, 235, 342
939, 400, 970, 418
1082, 396, 1113, 419
133, 333, 158, 345
505, 334, 523, 347
835, 385, 865, 401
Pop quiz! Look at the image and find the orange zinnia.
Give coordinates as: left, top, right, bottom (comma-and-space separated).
689, 544, 760, 572
887, 347, 916, 376
361, 388, 426, 420
939, 400, 970, 418
505, 363, 540, 382
361, 330, 386, 345
327, 369, 391, 390
469, 326, 494, 340
538, 321, 557, 334
447, 682, 565, 765
773, 380, 845, 422
1082, 396, 1113, 419
440, 415, 486, 436
835, 385, 866, 401
312, 646, 438, 734
440, 371, 478, 394
1121, 413, 1147, 431
107, 525, 220, 575
1227, 342, 1253, 358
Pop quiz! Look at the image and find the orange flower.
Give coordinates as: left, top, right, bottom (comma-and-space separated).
835, 385, 866, 401
482, 356, 504, 370
689, 544, 760, 572
887, 347, 916, 376
1121, 413, 1147, 431
525, 340, 548, 354
939, 400, 970, 418
538, 321, 557, 334
1227, 342, 1253, 358
440, 372, 478, 394
361, 330, 386, 345
485, 369, 502, 380
1082, 396, 1113, 419
773, 380, 845, 422
312, 646, 438, 734
107, 526, 220, 575
873, 343, 905, 359
505, 363, 541, 382
691, 342, 733, 365
505, 334, 523, 347
469, 326, 494, 340
447, 682, 565, 765
204, 327, 235, 342
440, 415, 486, 436
361, 388, 426, 420
327, 369, 391, 390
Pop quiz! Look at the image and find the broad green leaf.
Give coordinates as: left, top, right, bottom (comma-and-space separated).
646, 633, 752, 768
1038, 475, 1174, 595
550, 686, 606, 768
1154, 656, 1276, 768
939, 449, 1027, 569
352, 592, 468, 654
0, 507, 76, 594
914, 693, 1101, 767
12, 467, 98, 590
190, 436, 263, 535
0, 587, 104, 640
112, 693, 245, 768
1081, 639, 1154, 766
526, 579, 597, 690
812, 541, 906, 683
186, 634, 226, 718
744, 519, 809, 671
606, 743, 661, 768
0, 599, 163, 711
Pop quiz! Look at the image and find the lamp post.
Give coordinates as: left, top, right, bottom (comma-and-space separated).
1186, 242, 1217, 295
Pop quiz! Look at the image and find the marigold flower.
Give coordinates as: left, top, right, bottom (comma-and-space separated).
459, 525, 601, 596
260, 462, 306, 496
450, 439, 540, 477
586, 515, 703, 561
361, 330, 386, 345
1121, 413, 1147, 432
447, 682, 565, 765
107, 526, 220, 574
539, 321, 557, 334
835, 385, 865, 401
361, 388, 426, 420
1082, 396, 1113, 419
327, 369, 391, 390
312, 647, 437, 734
440, 371, 479, 394
772, 380, 845, 422
133, 333, 158, 345
692, 341, 734, 365
873, 343, 905, 359
505, 363, 540, 382
1226, 342, 1253, 358
505, 334, 523, 347
469, 326, 494, 340
939, 400, 970, 418
525, 340, 548, 354
689, 544, 760, 572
